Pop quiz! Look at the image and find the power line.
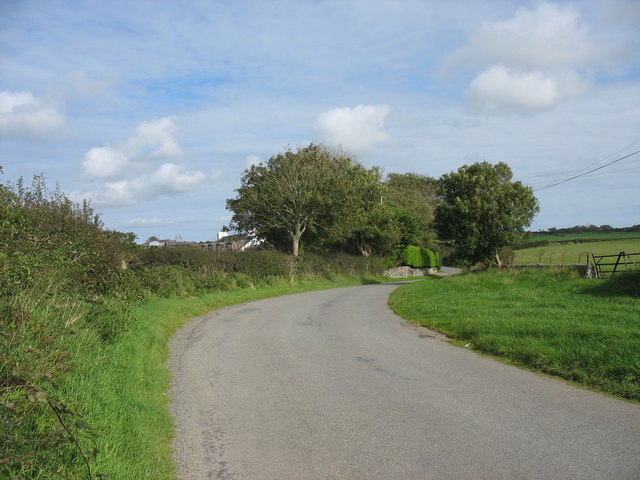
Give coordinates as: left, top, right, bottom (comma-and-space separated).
577, 137, 640, 172
533, 149, 640, 192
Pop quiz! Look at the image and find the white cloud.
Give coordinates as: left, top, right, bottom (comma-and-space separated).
468, 66, 591, 113
85, 162, 209, 207
469, 67, 558, 112
448, 3, 595, 71
82, 146, 128, 179
150, 163, 206, 192
81, 116, 182, 179
0, 90, 67, 140
134, 117, 183, 158
0, 91, 34, 113
446, 2, 606, 113
78, 117, 212, 206
313, 104, 390, 156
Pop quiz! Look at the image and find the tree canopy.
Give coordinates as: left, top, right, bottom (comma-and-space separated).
434, 161, 539, 265
226, 144, 383, 256
383, 173, 439, 250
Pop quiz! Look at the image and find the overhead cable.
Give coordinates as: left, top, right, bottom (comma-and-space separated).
532, 149, 640, 192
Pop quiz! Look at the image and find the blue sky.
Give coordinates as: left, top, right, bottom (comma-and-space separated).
1, 0, 639, 242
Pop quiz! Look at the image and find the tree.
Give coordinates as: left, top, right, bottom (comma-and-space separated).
324, 164, 385, 256
226, 144, 382, 256
384, 173, 439, 249
434, 161, 539, 266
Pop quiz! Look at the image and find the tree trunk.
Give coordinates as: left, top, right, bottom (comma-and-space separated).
495, 248, 503, 268
291, 222, 304, 257
357, 242, 371, 257
292, 234, 300, 257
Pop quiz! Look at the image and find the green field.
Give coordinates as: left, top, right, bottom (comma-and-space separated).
529, 231, 640, 242
389, 269, 640, 401
512, 238, 640, 266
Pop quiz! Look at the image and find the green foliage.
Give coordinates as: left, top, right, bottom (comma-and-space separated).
226, 148, 442, 259
294, 252, 386, 279
402, 246, 424, 267
0, 173, 138, 299
384, 173, 438, 250
227, 143, 383, 256
1, 279, 105, 479
434, 161, 539, 266
400, 245, 440, 268
389, 269, 640, 401
430, 249, 441, 268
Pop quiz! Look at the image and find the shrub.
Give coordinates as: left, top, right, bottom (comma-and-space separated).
402, 246, 424, 267
233, 249, 291, 278
421, 248, 437, 268
400, 245, 440, 268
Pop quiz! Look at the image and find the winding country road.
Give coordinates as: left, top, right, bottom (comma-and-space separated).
169, 283, 640, 479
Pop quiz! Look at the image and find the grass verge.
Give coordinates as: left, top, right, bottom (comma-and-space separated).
59, 276, 390, 479
388, 269, 640, 402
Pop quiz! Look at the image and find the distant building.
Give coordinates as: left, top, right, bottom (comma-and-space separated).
200, 231, 263, 252
142, 238, 198, 249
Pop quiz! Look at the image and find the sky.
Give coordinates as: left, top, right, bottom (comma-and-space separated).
1, 0, 639, 242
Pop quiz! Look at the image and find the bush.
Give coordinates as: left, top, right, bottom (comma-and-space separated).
402, 246, 423, 267
423, 248, 440, 268
233, 249, 291, 278
0, 174, 137, 298
400, 245, 440, 268
293, 252, 386, 279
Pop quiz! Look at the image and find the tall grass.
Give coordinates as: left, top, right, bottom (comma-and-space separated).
389, 269, 640, 401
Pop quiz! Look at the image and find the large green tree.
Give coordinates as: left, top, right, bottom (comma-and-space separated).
434, 161, 539, 265
226, 144, 382, 256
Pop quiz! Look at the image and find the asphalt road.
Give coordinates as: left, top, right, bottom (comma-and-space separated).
169, 283, 640, 480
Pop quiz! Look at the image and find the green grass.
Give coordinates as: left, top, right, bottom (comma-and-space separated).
388, 269, 640, 401
58, 275, 392, 479
529, 231, 640, 242
513, 238, 640, 265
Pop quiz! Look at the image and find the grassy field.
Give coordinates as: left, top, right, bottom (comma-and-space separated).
389, 269, 640, 402
512, 238, 640, 265
529, 231, 640, 242
57, 275, 394, 480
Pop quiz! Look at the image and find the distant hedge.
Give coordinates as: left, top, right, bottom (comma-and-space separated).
401, 245, 440, 268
